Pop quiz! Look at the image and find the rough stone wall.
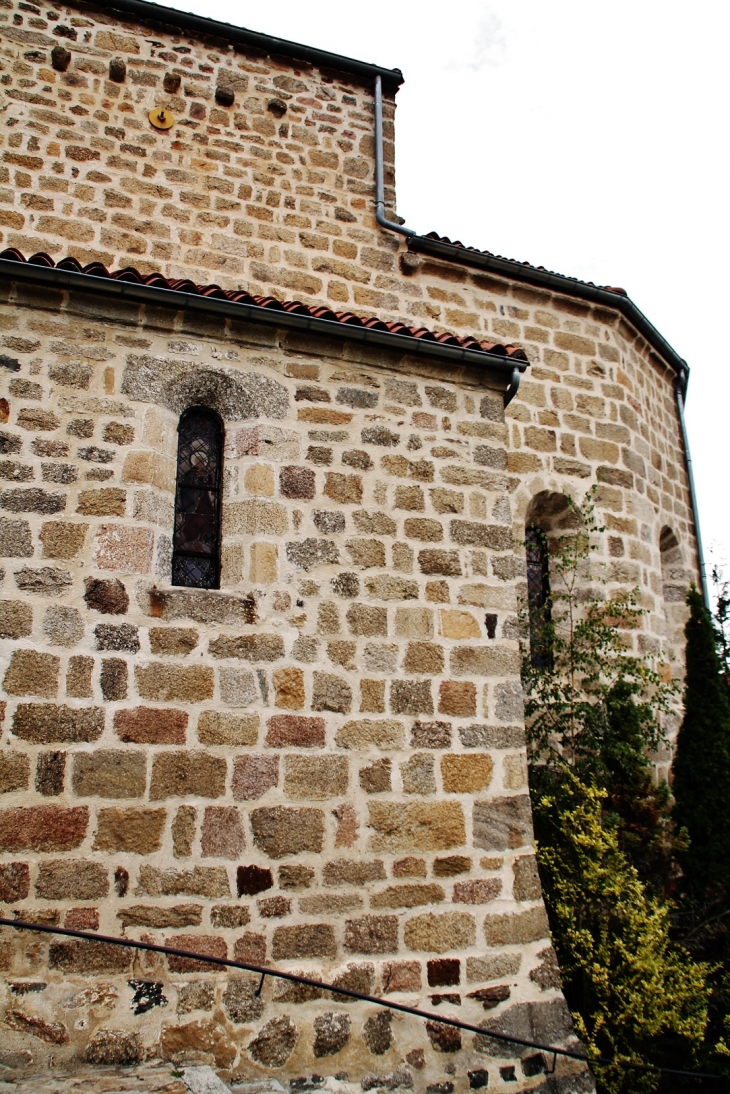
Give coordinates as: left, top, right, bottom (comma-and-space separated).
0, 278, 593, 1091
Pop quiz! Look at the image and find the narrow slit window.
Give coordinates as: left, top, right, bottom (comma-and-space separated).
172, 407, 223, 590
525, 523, 552, 668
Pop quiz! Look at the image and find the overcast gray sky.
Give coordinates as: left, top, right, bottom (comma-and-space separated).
156, 0, 730, 588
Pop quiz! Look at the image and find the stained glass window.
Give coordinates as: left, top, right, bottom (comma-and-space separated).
171, 407, 223, 589
525, 524, 552, 668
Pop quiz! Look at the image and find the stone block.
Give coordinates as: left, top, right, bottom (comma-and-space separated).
346, 603, 388, 636
114, 707, 187, 744
483, 907, 550, 946
94, 807, 166, 853
150, 752, 226, 799
368, 801, 466, 852
0, 862, 30, 903
160, 1020, 235, 1068
346, 538, 386, 568
0, 805, 88, 853
0, 752, 30, 794
3, 649, 59, 697
201, 806, 246, 858
345, 915, 398, 954
513, 854, 542, 901
360, 757, 391, 793
453, 878, 502, 904
428, 958, 461, 986
441, 754, 494, 793
411, 721, 452, 748
219, 666, 257, 707
149, 627, 199, 656
286, 537, 339, 569
266, 714, 325, 748
136, 663, 214, 702
273, 666, 305, 709
336, 719, 404, 750
36, 859, 108, 900
418, 550, 461, 576
313, 1011, 351, 1057
172, 805, 196, 858
40, 521, 88, 559
312, 671, 352, 713
225, 498, 287, 536
473, 796, 534, 851
93, 522, 153, 573
199, 711, 258, 746
35, 750, 66, 797
284, 755, 348, 799
84, 577, 129, 614
66, 655, 94, 696
323, 859, 386, 886
280, 464, 315, 499
438, 681, 476, 717
391, 680, 433, 715
425, 1021, 461, 1053
68, 724, 141, 780
382, 960, 422, 992
100, 658, 127, 701
0, 600, 32, 639
404, 518, 443, 542
13, 703, 104, 744
247, 1016, 297, 1067
119, 904, 203, 929
250, 806, 324, 857
450, 647, 520, 677
209, 633, 284, 661
371, 883, 444, 909
0, 517, 33, 557
440, 610, 481, 639
223, 977, 265, 1024
14, 566, 72, 596
137, 865, 230, 898
166, 934, 227, 973
404, 912, 475, 953
50, 939, 132, 975
233, 754, 279, 800
395, 607, 433, 638
272, 923, 337, 959
325, 472, 362, 504
401, 753, 436, 795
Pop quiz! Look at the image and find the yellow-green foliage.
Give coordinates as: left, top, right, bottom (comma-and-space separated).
535, 773, 709, 1094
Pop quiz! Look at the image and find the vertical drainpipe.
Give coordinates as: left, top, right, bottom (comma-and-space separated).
675, 371, 710, 610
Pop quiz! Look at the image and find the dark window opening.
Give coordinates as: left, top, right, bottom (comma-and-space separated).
526, 523, 552, 668
172, 406, 223, 589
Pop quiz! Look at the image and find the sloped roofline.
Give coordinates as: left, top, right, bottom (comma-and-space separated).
64, 0, 404, 91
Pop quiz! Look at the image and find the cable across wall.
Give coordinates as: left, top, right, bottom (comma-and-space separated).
0, 917, 725, 1086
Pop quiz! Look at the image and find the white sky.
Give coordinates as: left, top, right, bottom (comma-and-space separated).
155, 0, 730, 583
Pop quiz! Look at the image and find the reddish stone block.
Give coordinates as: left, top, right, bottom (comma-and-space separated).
280, 465, 316, 499
0, 862, 30, 903
167, 934, 227, 972
427, 958, 460, 987
232, 755, 279, 801
382, 960, 422, 993
265, 715, 325, 748
234, 933, 267, 964
0, 805, 88, 852
114, 707, 188, 744
65, 907, 100, 931
201, 806, 246, 859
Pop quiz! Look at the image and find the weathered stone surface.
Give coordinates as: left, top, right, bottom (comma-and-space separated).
84, 1031, 141, 1066
411, 721, 452, 748
0, 599, 32, 639
35, 750, 66, 796
94, 524, 154, 572
84, 577, 129, 614
312, 671, 352, 713
266, 714, 325, 748
14, 565, 72, 595
391, 680, 433, 715
286, 537, 339, 569
441, 754, 493, 793
95, 622, 139, 651
100, 658, 128, 701
201, 806, 245, 858
137, 865, 230, 898
284, 755, 348, 799
233, 754, 279, 800
0, 862, 31, 903
425, 1021, 461, 1053
404, 912, 475, 953
369, 801, 466, 852
467, 953, 522, 983
0, 752, 30, 794
372, 883, 444, 909
513, 854, 542, 901
0, 518, 33, 557
44, 605, 84, 647
222, 977, 265, 1023
473, 796, 534, 851
136, 663, 214, 702
150, 752, 226, 799
149, 626, 199, 656
0, 805, 88, 852
146, 587, 258, 626
160, 1020, 236, 1068
453, 878, 502, 904
72, 750, 146, 799
199, 711, 258, 746
247, 1015, 298, 1067
337, 719, 404, 750
360, 757, 392, 793
344, 915, 398, 954
438, 680, 477, 717
4, 1010, 68, 1045
237, 864, 274, 896
114, 707, 187, 744
118, 904, 202, 929
483, 907, 550, 947
474, 999, 576, 1059
450, 646, 520, 677
49, 939, 132, 974
401, 753, 436, 795
40, 520, 87, 558
219, 666, 257, 707
11, 700, 103, 743
347, 603, 388, 635
209, 633, 284, 662
313, 1011, 351, 1056
323, 859, 387, 886
94, 808, 166, 854
529, 946, 562, 991
273, 666, 305, 709
122, 358, 288, 420
250, 806, 324, 857
36, 859, 108, 900
272, 923, 337, 959
166, 933, 227, 973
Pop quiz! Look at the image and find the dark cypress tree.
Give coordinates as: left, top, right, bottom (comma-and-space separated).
672, 586, 730, 900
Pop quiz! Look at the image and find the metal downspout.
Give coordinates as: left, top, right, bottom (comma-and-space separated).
374, 75, 415, 238
675, 373, 710, 609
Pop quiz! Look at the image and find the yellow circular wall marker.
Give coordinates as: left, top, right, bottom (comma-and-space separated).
149, 108, 174, 130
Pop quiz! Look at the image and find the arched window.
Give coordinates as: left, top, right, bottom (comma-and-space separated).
172, 407, 223, 589
525, 523, 552, 668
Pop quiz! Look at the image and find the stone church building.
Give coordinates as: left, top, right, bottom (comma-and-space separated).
0, 0, 701, 1090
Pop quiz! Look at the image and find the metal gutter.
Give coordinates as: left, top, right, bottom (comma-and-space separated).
374, 76, 416, 238
675, 377, 710, 609
407, 235, 689, 387
0, 258, 526, 393
65, 0, 403, 91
